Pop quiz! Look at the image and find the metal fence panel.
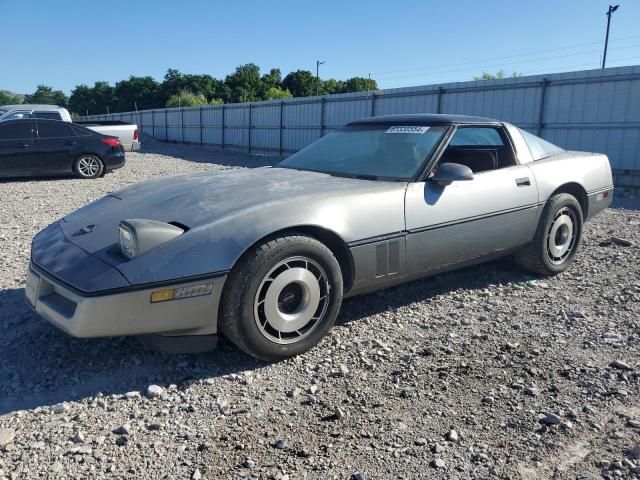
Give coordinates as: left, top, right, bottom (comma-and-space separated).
81, 65, 640, 181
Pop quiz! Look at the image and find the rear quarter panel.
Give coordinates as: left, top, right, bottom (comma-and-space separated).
530, 151, 613, 197
528, 151, 613, 218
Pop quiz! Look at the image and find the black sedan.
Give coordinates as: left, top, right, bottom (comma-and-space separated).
0, 119, 125, 179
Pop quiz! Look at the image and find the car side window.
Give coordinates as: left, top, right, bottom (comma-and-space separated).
0, 122, 34, 140
3, 111, 32, 121
439, 126, 516, 173
449, 127, 504, 146
37, 122, 73, 138
33, 111, 63, 121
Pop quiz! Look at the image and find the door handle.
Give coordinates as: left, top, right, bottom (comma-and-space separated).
19, 143, 30, 148
515, 177, 531, 187
66, 141, 77, 145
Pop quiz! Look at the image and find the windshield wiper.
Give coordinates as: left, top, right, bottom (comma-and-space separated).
353, 173, 380, 181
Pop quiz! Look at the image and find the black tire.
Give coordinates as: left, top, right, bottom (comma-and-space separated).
514, 193, 583, 275
74, 154, 104, 179
220, 233, 343, 361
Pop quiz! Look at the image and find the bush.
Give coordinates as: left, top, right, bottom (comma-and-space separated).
166, 90, 209, 108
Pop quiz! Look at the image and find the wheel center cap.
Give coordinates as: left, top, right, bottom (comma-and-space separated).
278, 283, 303, 314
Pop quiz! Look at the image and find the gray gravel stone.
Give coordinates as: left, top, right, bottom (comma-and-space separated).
51, 402, 70, 414
447, 429, 459, 442
610, 359, 633, 371
0, 428, 15, 446
113, 424, 131, 435
628, 444, 640, 459
146, 384, 164, 398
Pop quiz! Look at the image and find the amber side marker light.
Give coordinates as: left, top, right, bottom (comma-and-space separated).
150, 284, 214, 303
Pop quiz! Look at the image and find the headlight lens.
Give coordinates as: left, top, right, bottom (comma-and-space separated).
118, 219, 185, 260
119, 224, 137, 259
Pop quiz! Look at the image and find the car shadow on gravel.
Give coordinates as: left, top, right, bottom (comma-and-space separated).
0, 287, 265, 415
337, 257, 532, 325
140, 136, 279, 169
0, 257, 533, 415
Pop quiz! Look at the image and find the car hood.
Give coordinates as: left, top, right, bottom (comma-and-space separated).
59, 167, 402, 268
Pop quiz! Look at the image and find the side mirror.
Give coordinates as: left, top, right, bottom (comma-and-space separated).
430, 162, 474, 186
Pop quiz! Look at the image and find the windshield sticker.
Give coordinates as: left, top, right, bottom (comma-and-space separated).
385, 126, 430, 134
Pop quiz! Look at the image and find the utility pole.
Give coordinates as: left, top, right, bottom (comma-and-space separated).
602, 4, 619, 69
316, 60, 325, 96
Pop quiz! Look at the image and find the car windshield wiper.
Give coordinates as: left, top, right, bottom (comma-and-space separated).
353, 173, 380, 181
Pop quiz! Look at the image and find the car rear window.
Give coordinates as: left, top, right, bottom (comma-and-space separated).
0, 122, 33, 140
37, 121, 73, 138
70, 125, 92, 136
518, 128, 564, 160
33, 111, 63, 120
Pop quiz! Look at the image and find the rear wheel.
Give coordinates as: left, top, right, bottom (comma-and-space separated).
514, 193, 583, 275
220, 234, 343, 361
74, 154, 104, 179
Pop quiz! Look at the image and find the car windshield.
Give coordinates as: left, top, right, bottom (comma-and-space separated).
279, 125, 447, 180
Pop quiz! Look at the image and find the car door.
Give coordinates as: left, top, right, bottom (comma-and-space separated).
404, 125, 540, 275
0, 121, 35, 176
32, 121, 78, 173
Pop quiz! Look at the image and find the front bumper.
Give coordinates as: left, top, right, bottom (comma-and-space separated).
26, 263, 225, 338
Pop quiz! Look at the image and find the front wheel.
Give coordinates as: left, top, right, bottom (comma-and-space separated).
514, 193, 583, 275
220, 234, 343, 361
74, 154, 104, 179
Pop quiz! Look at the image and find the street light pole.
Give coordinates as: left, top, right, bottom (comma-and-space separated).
602, 4, 619, 69
316, 60, 325, 96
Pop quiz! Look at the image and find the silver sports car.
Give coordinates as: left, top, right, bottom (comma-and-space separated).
26, 114, 614, 360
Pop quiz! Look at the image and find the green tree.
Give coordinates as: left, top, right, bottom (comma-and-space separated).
24, 85, 68, 107
225, 63, 263, 102
282, 70, 318, 97
260, 68, 282, 94
473, 70, 522, 80
321, 78, 345, 95
69, 84, 95, 115
0, 90, 22, 105
184, 74, 229, 103
343, 76, 377, 93
264, 86, 293, 100
166, 90, 209, 107
115, 76, 161, 111
159, 68, 185, 104
92, 81, 116, 114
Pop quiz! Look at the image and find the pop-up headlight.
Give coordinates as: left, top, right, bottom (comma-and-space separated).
118, 219, 185, 259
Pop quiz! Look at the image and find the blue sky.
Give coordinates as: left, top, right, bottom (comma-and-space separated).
2, 0, 640, 94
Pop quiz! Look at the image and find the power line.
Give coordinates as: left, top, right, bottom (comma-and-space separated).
519, 54, 640, 76
375, 53, 640, 90
371, 34, 640, 78
375, 42, 640, 83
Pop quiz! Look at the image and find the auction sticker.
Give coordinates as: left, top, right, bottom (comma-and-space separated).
385, 126, 430, 134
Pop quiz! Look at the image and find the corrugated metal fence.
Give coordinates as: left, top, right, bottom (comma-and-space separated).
81, 65, 640, 186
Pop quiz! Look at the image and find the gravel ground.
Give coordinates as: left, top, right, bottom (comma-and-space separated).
1, 140, 639, 480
